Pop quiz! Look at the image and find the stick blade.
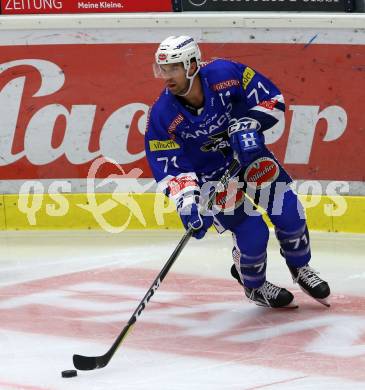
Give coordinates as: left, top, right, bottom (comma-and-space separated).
73, 354, 104, 371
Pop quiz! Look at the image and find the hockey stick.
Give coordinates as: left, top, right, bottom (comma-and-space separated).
73, 158, 240, 371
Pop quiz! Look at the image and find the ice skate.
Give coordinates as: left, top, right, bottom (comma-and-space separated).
288, 264, 331, 307
231, 265, 298, 309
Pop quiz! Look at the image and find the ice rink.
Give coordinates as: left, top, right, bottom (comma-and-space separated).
0, 229, 364, 390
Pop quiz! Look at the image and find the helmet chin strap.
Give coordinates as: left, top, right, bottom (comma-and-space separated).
177, 65, 200, 97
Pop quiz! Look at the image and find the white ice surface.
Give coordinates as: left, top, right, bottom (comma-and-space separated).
0, 230, 364, 390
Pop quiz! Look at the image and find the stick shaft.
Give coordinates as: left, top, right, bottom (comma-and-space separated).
73, 159, 239, 370
107, 228, 193, 360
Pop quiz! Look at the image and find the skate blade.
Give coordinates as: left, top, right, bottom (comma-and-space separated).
300, 286, 331, 307
250, 298, 299, 309
315, 297, 331, 308
285, 299, 299, 309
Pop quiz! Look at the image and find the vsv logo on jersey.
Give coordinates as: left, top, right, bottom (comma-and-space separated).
200, 130, 231, 156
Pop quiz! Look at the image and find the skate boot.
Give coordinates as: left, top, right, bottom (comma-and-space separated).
231, 265, 297, 309
231, 264, 244, 287
288, 264, 330, 307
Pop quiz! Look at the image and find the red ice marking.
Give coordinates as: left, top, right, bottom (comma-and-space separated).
0, 380, 52, 390
244, 376, 308, 390
0, 268, 365, 382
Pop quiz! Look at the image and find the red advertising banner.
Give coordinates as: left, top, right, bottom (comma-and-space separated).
0, 42, 363, 181
1, 0, 173, 14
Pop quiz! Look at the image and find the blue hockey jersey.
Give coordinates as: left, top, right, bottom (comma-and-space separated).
145, 59, 285, 197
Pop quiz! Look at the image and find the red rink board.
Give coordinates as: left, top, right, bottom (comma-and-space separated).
0, 42, 363, 181
0, 0, 173, 14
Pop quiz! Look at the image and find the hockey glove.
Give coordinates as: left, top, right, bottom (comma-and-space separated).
179, 203, 214, 240
228, 118, 265, 166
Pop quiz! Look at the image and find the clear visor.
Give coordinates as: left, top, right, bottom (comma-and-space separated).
153, 63, 186, 79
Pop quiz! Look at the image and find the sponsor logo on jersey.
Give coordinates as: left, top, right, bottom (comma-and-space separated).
168, 113, 184, 140
149, 139, 180, 152
212, 79, 240, 92
228, 117, 261, 136
242, 67, 256, 90
244, 157, 280, 189
258, 99, 279, 110
181, 103, 233, 140
198, 113, 218, 128
168, 175, 197, 196
215, 187, 245, 212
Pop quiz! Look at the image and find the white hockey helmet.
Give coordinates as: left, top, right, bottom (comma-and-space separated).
155, 35, 201, 71
154, 36, 201, 96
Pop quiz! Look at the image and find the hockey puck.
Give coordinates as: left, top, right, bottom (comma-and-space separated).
61, 369, 77, 378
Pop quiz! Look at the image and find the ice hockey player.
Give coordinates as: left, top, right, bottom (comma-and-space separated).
145, 35, 330, 308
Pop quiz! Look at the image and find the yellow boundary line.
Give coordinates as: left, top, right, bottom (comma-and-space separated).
0, 193, 364, 233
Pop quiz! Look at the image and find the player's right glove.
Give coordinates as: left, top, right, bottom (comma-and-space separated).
228, 118, 265, 166
179, 203, 213, 239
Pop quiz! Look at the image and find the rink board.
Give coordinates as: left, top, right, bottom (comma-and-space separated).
0, 196, 5, 230
0, 40, 364, 185
0, 14, 364, 232
1, 193, 364, 233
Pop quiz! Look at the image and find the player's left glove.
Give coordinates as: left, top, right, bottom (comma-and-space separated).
179, 203, 214, 239
228, 118, 265, 166
166, 174, 214, 240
